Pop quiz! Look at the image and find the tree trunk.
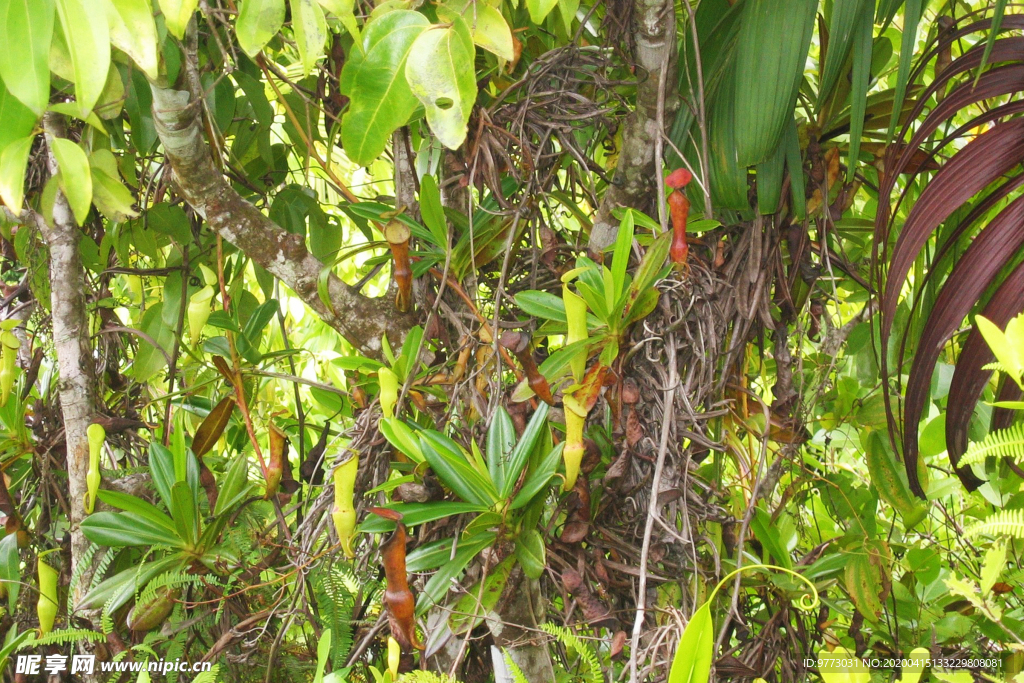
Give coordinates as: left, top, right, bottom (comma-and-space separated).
589, 0, 679, 252
38, 115, 101, 651
489, 570, 556, 682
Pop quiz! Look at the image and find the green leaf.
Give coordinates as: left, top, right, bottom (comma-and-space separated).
51, 137, 92, 225
338, 10, 429, 165
291, 0, 327, 75
0, 533, 19, 609
78, 555, 185, 612
55, 0, 110, 116
419, 173, 447, 247
158, 0, 199, 39
511, 442, 562, 509
846, 4, 873, 182
438, 0, 513, 61
147, 202, 192, 244
359, 501, 489, 533
81, 511, 186, 548
379, 417, 425, 463
976, 0, 1007, 78
96, 490, 176, 533
236, 0, 285, 57
90, 150, 138, 221
610, 210, 634, 307
0, 135, 34, 210
132, 302, 174, 383
317, 0, 357, 39
0, 78, 37, 157
0, 0, 54, 115
405, 17, 476, 150
750, 507, 792, 569
170, 481, 198, 547
976, 315, 1022, 384
149, 442, 176, 511
106, 0, 159, 80
980, 541, 1006, 595
783, 117, 805, 219
501, 402, 550, 499
515, 290, 567, 322
667, 602, 714, 683
818, 0, 872, 104
732, 0, 818, 166
886, 0, 921, 142
416, 531, 493, 612
486, 406, 515, 494
215, 453, 254, 516
419, 431, 498, 507
526, 0, 556, 24
450, 555, 513, 634
514, 528, 545, 579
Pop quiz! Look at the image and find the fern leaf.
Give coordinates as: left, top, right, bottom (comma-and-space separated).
966, 509, 1024, 539
503, 650, 530, 683
21, 629, 105, 648
540, 623, 602, 683
960, 425, 1024, 466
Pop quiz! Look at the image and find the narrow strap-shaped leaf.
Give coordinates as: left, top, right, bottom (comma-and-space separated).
667, 602, 714, 683
846, 2, 873, 182
486, 407, 515, 494
419, 431, 498, 506
501, 402, 550, 499
886, 0, 921, 143
818, 0, 872, 104
783, 118, 805, 220
975, 0, 1008, 82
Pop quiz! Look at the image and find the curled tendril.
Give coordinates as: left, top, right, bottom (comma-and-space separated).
707, 564, 820, 613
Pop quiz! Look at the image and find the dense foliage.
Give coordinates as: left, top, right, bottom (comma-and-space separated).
0, 0, 1022, 682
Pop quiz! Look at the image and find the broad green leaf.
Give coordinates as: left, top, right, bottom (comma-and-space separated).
976, 316, 1022, 385
81, 511, 186, 548
0, 533, 19, 608
0, 0, 54, 115
96, 490, 176, 533
405, 17, 476, 150
501, 402, 550, 499
0, 135, 34, 210
733, 0, 818, 166
56, 0, 110, 116
667, 602, 713, 683
90, 149, 138, 221
514, 528, 545, 578
359, 502, 489, 533
338, 10, 429, 165
107, 0, 159, 80
78, 555, 184, 612
419, 431, 498, 506
235, 0, 285, 57
416, 531, 493, 612
158, 0, 198, 39
526, 0, 556, 24
51, 137, 92, 225
557, 0, 579, 35
486, 406, 515, 493
379, 417, 425, 463
450, 556, 513, 634
291, 0, 327, 75
215, 453, 254, 516
510, 442, 562, 509
750, 506, 792, 569
170, 481, 198, 547
0, 78, 37, 157
438, 0, 513, 61
418, 173, 447, 247
132, 303, 175, 382
515, 290, 567, 322
317, 0, 358, 39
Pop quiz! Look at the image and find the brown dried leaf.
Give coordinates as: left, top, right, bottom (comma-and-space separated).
191, 396, 235, 458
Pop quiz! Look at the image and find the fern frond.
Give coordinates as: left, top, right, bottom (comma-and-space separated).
190, 664, 220, 683
540, 623, 602, 683
136, 571, 211, 608
21, 629, 104, 648
68, 544, 97, 598
966, 509, 1024, 539
312, 564, 357, 668
960, 425, 1024, 466
503, 650, 529, 683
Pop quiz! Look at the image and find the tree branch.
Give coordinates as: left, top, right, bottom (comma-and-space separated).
148, 85, 415, 357
588, 0, 679, 252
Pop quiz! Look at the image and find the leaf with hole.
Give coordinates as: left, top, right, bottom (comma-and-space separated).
405, 17, 477, 150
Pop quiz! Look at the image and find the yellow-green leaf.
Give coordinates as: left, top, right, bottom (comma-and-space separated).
90, 149, 138, 221
0, 77, 38, 157
0, 0, 55, 115
158, 0, 199, 39
405, 17, 476, 150
107, 0, 160, 80
236, 0, 285, 57
817, 647, 870, 683
0, 135, 34, 210
51, 137, 92, 225
290, 0, 327, 74
317, 0, 358, 39
56, 0, 111, 116
526, 0, 556, 24
667, 602, 713, 683
438, 0, 513, 61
